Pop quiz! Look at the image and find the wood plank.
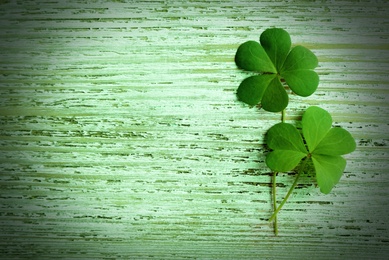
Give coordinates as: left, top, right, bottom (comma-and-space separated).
1, 0, 388, 258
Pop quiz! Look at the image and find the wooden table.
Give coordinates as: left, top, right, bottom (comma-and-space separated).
1, 0, 388, 259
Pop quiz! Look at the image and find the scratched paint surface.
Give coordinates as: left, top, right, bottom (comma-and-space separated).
0, 0, 388, 259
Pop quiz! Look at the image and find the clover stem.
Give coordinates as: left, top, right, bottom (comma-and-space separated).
269, 158, 308, 222
281, 109, 285, 123
271, 109, 286, 235
272, 172, 278, 236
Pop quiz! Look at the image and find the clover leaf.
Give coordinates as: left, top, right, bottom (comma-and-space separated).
266, 106, 356, 194
235, 28, 319, 112
233, 28, 354, 234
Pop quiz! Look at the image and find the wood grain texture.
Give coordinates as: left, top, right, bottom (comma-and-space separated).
0, 0, 388, 259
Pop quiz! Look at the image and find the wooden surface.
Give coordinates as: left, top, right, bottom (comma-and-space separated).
1, 0, 388, 259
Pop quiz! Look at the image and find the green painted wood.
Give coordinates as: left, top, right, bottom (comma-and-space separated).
0, 0, 388, 259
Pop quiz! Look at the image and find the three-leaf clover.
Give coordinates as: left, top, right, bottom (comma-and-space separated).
235, 28, 319, 112
266, 106, 356, 194
233, 28, 356, 234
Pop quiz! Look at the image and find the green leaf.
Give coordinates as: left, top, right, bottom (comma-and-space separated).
267, 123, 307, 153
301, 106, 355, 194
266, 123, 307, 172
236, 74, 277, 106
236, 74, 288, 112
281, 70, 319, 97
266, 150, 307, 172
313, 127, 357, 155
280, 46, 319, 97
302, 106, 332, 153
234, 28, 320, 111
265, 106, 356, 195
261, 77, 288, 112
312, 155, 346, 194
281, 46, 318, 72
260, 28, 291, 71
235, 41, 276, 72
